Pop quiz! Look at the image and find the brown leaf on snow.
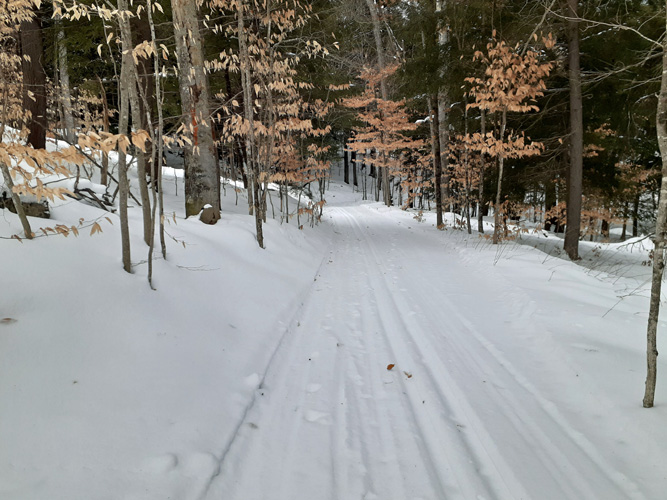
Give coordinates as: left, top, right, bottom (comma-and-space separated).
387, 364, 395, 371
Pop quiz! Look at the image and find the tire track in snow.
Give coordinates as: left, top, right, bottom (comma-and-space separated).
204, 207, 467, 500
347, 205, 646, 500
201, 222, 377, 499
340, 207, 516, 500
343, 270, 418, 500
335, 206, 500, 499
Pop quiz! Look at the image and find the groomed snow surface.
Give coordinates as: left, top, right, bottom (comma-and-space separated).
2, 160, 667, 499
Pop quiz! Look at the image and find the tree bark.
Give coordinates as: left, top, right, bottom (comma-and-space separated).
0, 163, 32, 239
53, 3, 75, 143
464, 98, 472, 234
237, 2, 264, 248
643, 0, 667, 408
493, 109, 507, 245
97, 77, 110, 187
117, 0, 133, 273
477, 109, 486, 233
20, 9, 47, 150
343, 146, 349, 184
352, 150, 358, 187
117, 8, 152, 246
601, 218, 610, 240
146, 0, 166, 288
563, 0, 584, 260
633, 193, 640, 237
172, 0, 220, 217
133, 14, 155, 132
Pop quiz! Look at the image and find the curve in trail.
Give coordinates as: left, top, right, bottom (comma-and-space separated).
201, 204, 646, 500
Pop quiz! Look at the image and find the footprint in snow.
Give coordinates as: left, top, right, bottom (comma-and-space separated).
571, 343, 599, 353
244, 373, 261, 389
142, 453, 179, 474
179, 452, 219, 476
305, 410, 331, 425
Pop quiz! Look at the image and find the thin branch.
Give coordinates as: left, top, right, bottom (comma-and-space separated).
546, 4, 662, 47
521, 0, 558, 56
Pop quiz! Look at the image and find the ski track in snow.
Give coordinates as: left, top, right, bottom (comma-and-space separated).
201, 205, 647, 500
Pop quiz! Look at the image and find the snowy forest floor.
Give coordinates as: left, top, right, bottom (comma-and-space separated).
2, 164, 667, 499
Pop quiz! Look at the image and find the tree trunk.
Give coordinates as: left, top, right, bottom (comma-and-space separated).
563, 0, 584, 260
492, 109, 507, 244
20, 9, 47, 150
118, 8, 152, 246
478, 109, 486, 233
0, 163, 32, 239
601, 218, 610, 240
621, 208, 628, 242
343, 146, 349, 184
98, 77, 110, 187
429, 94, 443, 228
237, 2, 264, 248
117, 0, 133, 273
633, 192, 640, 237
53, 3, 75, 143
352, 150, 358, 187
464, 99, 472, 234
436, 0, 450, 209
133, 14, 155, 133
172, 0, 220, 217
643, 1, 667, 408
146, 0, 166, 288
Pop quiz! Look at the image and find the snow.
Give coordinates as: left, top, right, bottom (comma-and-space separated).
2, 160, 667, 499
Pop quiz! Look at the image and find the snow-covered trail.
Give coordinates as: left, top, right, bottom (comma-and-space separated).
203, 204, 646, 500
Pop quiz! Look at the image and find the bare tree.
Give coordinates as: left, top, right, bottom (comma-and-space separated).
117, 0, 134, 273
117, 4, 152, 246
643, 0, 667, 409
